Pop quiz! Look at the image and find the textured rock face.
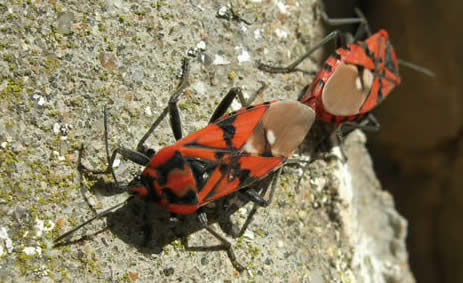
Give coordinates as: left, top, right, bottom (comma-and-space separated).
358, 1, 463, 282
0, 0, 414, 281
342, 131, 415, 283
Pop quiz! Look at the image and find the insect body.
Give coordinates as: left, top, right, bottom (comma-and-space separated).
259, 28, 402, 127
298, 29, 401, 124
129, 100, 315, 214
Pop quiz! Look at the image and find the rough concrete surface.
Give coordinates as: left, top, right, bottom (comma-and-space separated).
0, 0, 413, 282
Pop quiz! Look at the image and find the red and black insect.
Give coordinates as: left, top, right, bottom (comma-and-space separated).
298, 29, 400, 124
55, 58, 315, 272
129, 98, 314, 215
259, 8, 432, 127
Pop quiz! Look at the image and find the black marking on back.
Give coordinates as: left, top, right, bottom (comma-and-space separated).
162, 188, 198, 205
333, 53, 342, 60
183, 142, 233, 153
138, 174, 162, 203
263, 101, 271, 105
217, 115, 237, 149
204, 155, 247, 201
384, 40, 399, 75
377, 77, 384, 103
374, 36, 384, 68
360, 42, 375, 63
202, 163, 231, 201
246, 105, 255, 110
155, 151, 186, 186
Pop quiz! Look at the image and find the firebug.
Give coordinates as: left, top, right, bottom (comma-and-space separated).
55, 58, 316, 271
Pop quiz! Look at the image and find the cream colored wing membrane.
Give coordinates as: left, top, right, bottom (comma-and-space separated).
321, 63, 374, 116
242, 101, 315, 158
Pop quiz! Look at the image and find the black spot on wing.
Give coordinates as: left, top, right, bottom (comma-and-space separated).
333, 53, 342, 60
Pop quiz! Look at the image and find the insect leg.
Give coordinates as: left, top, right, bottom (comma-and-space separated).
316, 0, 370, 38
317, 0, 367, 27
136, 58, 191, 154
199, 212, 245, 272
167, 57, 191, 141
231, 167, 282, 238
182, 212, 246, 272
208, 87, 243, 123
209, 82, 268, 123
80, 107, 151, 186
242, 166, 282, 207
54, 197, 132, 244
258, 30, 342, 74
341, 113, 381, 134
351, 8, 372, 39
243, 81, 267, 106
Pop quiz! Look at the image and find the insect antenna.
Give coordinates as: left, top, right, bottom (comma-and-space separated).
397, 59, 435, 77
54, 196, 133, 245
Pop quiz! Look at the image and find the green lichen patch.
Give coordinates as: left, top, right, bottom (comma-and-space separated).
0, 79, 25, 101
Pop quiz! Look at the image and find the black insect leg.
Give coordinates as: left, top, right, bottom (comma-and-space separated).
167, 58, 191, 141
136, 58, 191, 156
208, 87, 244, 123
79, 107, 151, 187
317, 0, 367, 27
243, 81, 268, 107
233, 167, 283, 238
243, 166, 282, 208
209, 82, 268, 123
351, 8, 372, 39
182, 212, 245, 272
316, 0, 370, 39
341, 113, 381, 134
54, 196, 133, 244
258, 2, 371, 74
258, 30, 342, 74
